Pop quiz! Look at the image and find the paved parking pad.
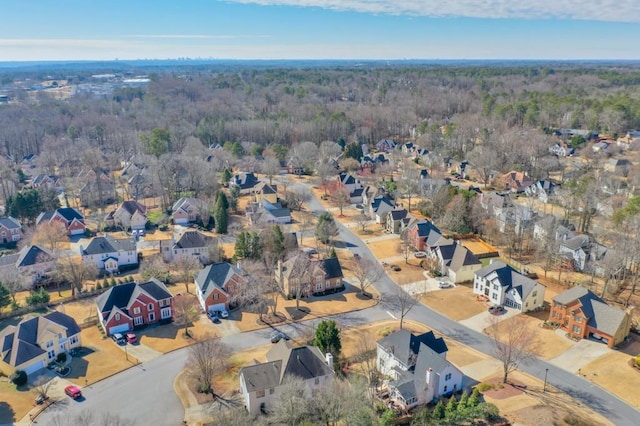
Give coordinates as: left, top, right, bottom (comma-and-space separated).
546, 330, 611, 373
459, 307, 520, 333
117, 342, 163, 363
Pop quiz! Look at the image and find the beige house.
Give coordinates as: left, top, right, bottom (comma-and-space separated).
105, 200, 148, 231
160, 230, 210, 263
0, 245, 56, 287
172, 197, 202, 225
0, 312, 81, 376
430, 239, 482, 283
275, 254, 344, 297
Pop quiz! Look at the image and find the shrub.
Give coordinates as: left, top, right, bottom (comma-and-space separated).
11, 370, 27, 386
56, 352, 67, 363
96, 282, 102, 290
26, 288, 50, 305
476, 382, 494, 392
636, 355, 640, 367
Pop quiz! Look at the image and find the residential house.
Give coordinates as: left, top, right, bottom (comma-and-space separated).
414, 148, 429, 159
549, 286, 631, 348
239, 340, 334, 414
0, 245, 55, 286
160, 230, 210, 263
406, 219, 442, 251
0, 312, 82, 376
246, 200, 292, 225
336, 173, 363, 194
362, 186, 386, 207
254, 182, 279, 204
79, 180, 116, 207
275, 255, 344, 297
501, 171, 534, 193
376, 139, 397, 153
369, 195, 395, 224
287, 156, 304, 175
36, 207, 85, 236
230, 172, 260, 195
525, 180, 558, 203
31, 174, 62, 191
549, 142, 575, 157
77, 168, 112, 183
559, 235, 591, 271
81, 235, 138, 273
0, 216, 22, 244
377, 329, 463, 409
385, 209, 410, 234
95, 279, 173, 335
105, 200, 148, 231
172, 197, 202, 225
605, 159, 632, 176
20, 153, 38, 170
126, 172, 155, 200
194, 262, 246, 313
430, 239, 482, 283
473, 260, 546, 312
592, 141, 609, 153
401, 142, 415, 154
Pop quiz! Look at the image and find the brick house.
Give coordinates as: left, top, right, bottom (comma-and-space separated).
36, 207, 86, 236
275, 255, 344, 297
194, 262, 246, 314
0, 216, 22, 244
549, 286, 631, 348
95, 279, 173, 335
406, 219, 442, 251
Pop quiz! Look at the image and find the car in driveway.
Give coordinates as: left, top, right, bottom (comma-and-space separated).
218, 308, 229, 319
208, 311, 221, 323
125, 333, 138, 344
414, 251, 427, 258
112, 332, 126, 345
438, 281, 453, 289
64, 385, 82, 400
270, 331, 289, 343
488, 305, 506, 315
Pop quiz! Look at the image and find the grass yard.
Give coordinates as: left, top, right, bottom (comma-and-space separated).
0, 378, 34, 425
367, 238, 401, 259
138, 317, 216, 353
420, 286, 487, 321
579, 349, 640, 408
391, 263, 428, 285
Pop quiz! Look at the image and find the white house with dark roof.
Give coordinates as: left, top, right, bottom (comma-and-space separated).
473, 260, 546, 312
0, 216, 22, 244
430, 239, 482, 283
95, 279, 173, 335
160, 230, 210, 263
369, 195, 395, 224
230, 172, 260, 195
239, 340, 334, 414
0, 245, 55, 286
246, 200, 291, 225
377, 329, 463, 409
81, 235, 138, 273
0, 312, 81, 376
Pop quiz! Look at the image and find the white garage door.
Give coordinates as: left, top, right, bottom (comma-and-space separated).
208, 303, 225, 313
109, 323, 130, 335
23, 359, 45, 375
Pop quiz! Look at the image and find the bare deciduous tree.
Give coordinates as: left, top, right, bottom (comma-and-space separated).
187, 334, 232, 395
0, 266, 27, 302
350, 256, 384, 296
171, 254, 201, 293
331, 187, 351, 217
487, 315, 539, 383
173, 293, 201, 338
55, 256, 97, 296
271, 376, 310, 425
29, 221, 68, 252
387, 288, 419, 330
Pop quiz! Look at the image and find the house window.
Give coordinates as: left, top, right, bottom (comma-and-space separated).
492, 284, 499, 291
133, 307, 141, 314
443, 385, 448, 393
575, 315, 582, 323
572, 325, 581, 333
134, 316, 143, 326
316, 282, 323, 291
46, 340, 53, 348
445, 373, 452, 381
115, 313, 121, 321
491, 293, 497, 300
70, 336, 78, 345
532, 291, 537, 297
214, 293, 219, 300
47, 350, 56, 360
149, 312, 156, 322
256, 390, 265, 398
148, 303, 154, 311
161, 307, 172, 319
325, 280, 331, 288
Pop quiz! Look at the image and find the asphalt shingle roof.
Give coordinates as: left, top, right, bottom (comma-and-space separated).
139, 279, 173, 301
175, 231, 208, 249
0, 216, 21, 230
195, 262, 240, 298
82, 235, 136, 255
16, 245, 54, 267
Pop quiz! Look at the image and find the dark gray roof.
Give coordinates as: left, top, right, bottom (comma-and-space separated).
435, 240, 481, 271
410, 220, 441, 239
378, 329, 448, 366
120, 200, 146, 216
389, 209, 408, 221
0, 216, 21, 230
175, 231, 208, 249
16, 245, 54, 267
321, 258, 343, 280
44, 311, 81, 337
95, 282, 138, 313
56, 208, 84, 222
0, 253, 19, 268
195, 262, 240, 298
240, 360, 282, 392
82, 235, 136, 255
232, 172, 259, 189
475, 261, 541, 301
268, 208, 291, 218
139, 279, 172, 301
561, 234, 590, 251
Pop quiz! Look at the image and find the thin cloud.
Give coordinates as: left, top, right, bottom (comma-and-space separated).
228, 0, 640, 23
125, 34, 271, 39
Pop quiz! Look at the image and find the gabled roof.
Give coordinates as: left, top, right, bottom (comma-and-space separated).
195, 262, 242, 298
174, 231, 208, 249
389, 209, 408, 221
55, 208, 84, 222
172, 197, 200, 212
320, 257, 343, 280
408, 219, 441, 239
377, 329, 448, 366
95, 280, 172, 314
231, 172, 259, 189
82, 235, 136, 255
434, 240, 481, 271
119, 200, 147, 216
16, 245, 54, 267
561, 234, 590, 251
0, 216, 21, 230
139, 278, 173, 301
475, 261, 542, 301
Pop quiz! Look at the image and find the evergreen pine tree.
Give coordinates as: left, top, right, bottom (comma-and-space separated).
468, 387, 481, 407
431, 400, 445, 420
214, 195, 228, 234
445, 396, 458, 418
457, 390, 469, 410
329, 247, 337, 258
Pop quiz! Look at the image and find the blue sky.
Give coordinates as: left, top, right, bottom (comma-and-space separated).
1, 0, 639, 61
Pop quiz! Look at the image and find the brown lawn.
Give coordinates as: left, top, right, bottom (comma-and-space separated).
483, 314, 572, 360
367, 238, 401, 259
0, 379, 34, 425
580, 350, 640, 408
138, 316, 216, 353
444, 338, 490, 368
392, 262, 428, 285
214, 345, 272, 395
56, 298, 98, 327
458, 237, 499, 257
420, 286, 487, 321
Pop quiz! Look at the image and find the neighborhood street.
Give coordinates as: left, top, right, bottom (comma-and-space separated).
35, 182, 640, 426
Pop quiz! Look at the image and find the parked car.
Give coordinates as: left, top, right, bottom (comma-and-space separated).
390, 264, 401, 271
414, 251, 427, 258
305, 248, 318, 255
208, 311, 221, 323
270, 331, 289, 343
488, 305, 506, 315
125, 333, 137, 344
111, 333, 126, 345
219, 308, 229, 319
438, 281, 453, 289
64, 385, 82, 400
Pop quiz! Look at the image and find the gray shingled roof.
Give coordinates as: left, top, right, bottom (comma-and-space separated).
120, 200, 146, 216
475, 261, 541, 300
320, 258, 343, 280
175, 231, 207, 249
82, 235, 136, 255
16, 245, 54, 267
194, 262, 241, 299
377, 329, 448, 367
0, 216, 21, 230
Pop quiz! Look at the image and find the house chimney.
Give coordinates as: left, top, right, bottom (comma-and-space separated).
325, 353, 334, 369
426, 368, 433, 385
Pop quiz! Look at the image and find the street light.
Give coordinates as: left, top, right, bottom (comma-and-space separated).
543, 368, 549, 392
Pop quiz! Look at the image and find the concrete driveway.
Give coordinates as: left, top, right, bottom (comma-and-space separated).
459, 306, 521, 333
115, 341, 162, 363
547, 331, 612, 373
401, 276, 456, 296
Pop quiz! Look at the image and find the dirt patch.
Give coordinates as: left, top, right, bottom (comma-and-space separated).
579, 349, 640, 408
420, 286, 487, 321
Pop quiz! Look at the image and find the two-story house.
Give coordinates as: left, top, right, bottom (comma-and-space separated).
524, 180, 558, 203
376, 139, 397, 152
430, 239, 482, 283
0, 216, 22, 245
0, 312, 81, 376
377, 329, 463, 409
172, 197, 202, 225
369, 195, 395, 224
0, 245, 56, 287
194, 262, 246, 314
31, 174, 63, 191
160, 230, 210, 263
246, 200, 292, 225
105, 200, 148, 231
559, 234, 591, 272
549, 286, 631, 348
96, 279, 173, 335
473, 260, 546, 312
406, 219, 442, 251
385, 209, 410, 234
275, 255, 344, 297
81, 235, 138, 273
501, 171, 534, 193
239, 340, 334, 414
36, 207, 86, 236
230, 172, 260, 195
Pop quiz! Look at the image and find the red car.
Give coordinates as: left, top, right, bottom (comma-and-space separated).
64, 385, 82, 399
125, 333, 137, 344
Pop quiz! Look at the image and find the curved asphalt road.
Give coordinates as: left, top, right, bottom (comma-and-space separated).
37, 184, 640, 425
